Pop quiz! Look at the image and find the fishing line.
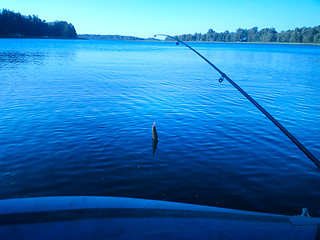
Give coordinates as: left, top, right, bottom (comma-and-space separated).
154, 34, 320, 169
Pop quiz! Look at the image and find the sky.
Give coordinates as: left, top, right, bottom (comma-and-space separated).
1, 0, 320, 38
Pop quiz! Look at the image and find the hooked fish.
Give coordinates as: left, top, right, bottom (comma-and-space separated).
152, 122, 158, 156
152, 122, 158, 141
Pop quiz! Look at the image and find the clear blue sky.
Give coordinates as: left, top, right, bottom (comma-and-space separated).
2, 0, 320, 38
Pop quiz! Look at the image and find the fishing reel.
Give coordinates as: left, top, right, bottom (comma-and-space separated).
219, 76, 224, 83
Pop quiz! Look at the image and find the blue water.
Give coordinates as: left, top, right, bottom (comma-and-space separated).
0, 39, 320, 216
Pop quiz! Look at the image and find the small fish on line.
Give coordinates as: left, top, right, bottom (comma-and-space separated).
152, 122, 158, 156
152, 122, 158, 141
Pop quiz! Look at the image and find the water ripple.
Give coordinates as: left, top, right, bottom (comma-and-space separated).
0, 39, 320, 216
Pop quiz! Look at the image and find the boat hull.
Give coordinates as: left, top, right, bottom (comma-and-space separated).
0, 196, 319, 240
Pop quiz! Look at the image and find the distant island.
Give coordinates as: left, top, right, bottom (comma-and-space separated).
0, 9, 77, 38
168, 26, 320, 44
78, 34, 144, 41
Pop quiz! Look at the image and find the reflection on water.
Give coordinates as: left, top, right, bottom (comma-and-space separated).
152, 138, 158, 156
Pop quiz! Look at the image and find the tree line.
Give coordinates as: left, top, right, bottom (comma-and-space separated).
0, 9, 77, 38
168, 26, 320, 44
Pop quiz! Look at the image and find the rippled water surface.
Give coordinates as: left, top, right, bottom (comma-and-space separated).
1, 39, 320, 216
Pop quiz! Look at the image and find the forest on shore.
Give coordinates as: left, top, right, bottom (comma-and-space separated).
1, 9, 319, 44
0, 9, 77, 38
168, 26, 320, 44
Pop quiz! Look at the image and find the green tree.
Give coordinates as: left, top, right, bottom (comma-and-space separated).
277, 30, 291, 43
201, 33, 207, 41
314, 34, 320, 44
206, 29, 214, 41
235, 28, 247, 41
301, 27, 315, 43
289, 28, 302, 43
222, 30, 230, 42
247, 27, 259, 42
260, 28, 277, 42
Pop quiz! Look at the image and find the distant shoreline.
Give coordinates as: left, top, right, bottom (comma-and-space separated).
1, 36, 319, 46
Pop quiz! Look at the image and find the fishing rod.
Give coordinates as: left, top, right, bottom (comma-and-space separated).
154, 34, 320, 169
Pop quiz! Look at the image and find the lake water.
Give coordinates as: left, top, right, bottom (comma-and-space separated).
0, 39, 320, 217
